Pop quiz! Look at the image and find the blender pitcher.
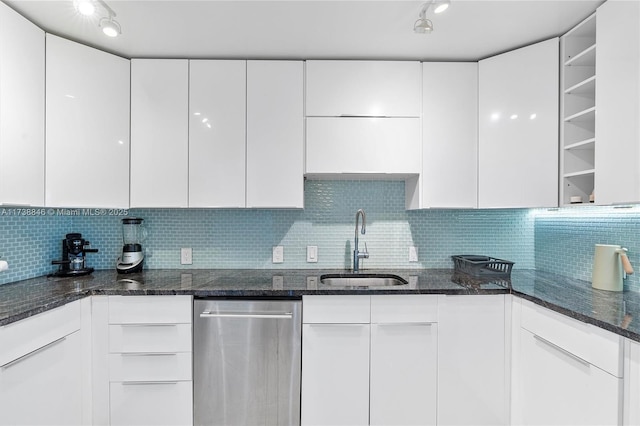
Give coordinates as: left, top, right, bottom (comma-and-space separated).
116, 217, 146, 273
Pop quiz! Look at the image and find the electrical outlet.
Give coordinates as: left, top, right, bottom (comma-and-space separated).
272, 246, 284, 263
307, 246, 318, 263
409, 246, 418, 262
181, 248, 193, 265
272, 275, 284, 290
307, 276, 318, 290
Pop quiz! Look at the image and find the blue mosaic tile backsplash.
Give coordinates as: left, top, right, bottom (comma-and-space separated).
534, 205, 640, 292
6, 180, 639, 291
0, 180, 535, 285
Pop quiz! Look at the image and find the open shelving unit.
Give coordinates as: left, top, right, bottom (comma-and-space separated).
560, 13, 596, 206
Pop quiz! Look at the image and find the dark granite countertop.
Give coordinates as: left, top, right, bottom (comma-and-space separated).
1, 268, 639, 343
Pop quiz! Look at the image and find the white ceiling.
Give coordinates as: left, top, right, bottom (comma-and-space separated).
4, 0, 604, 61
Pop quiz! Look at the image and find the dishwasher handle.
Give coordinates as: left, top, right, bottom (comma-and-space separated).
199, 311, 294, 319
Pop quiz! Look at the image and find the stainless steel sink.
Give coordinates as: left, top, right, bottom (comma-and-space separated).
320, 273, 408, 287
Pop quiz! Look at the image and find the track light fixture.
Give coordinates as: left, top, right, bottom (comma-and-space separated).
73, 0, 122, 37
413, 0, 450, 34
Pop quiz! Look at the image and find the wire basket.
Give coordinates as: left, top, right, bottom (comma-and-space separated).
451, 255, 514, 278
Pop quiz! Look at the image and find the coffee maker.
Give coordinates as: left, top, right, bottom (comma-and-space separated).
116, 217, 145, 274
50, 233, 99, 277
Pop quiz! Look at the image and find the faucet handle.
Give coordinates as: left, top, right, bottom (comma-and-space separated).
361, 242, 370, 258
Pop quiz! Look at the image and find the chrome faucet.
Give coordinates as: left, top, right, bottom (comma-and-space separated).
353, 209, 369, 272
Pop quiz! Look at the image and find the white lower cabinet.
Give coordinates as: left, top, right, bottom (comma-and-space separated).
513, 298, 623, 426
438, 295, 508, 425
0, 301, 83, 426
302, 323, 371, 425
301, 295, 437, 426
370, 322, 437, 426
92, 295, 193, 426
625, 338, 640, 425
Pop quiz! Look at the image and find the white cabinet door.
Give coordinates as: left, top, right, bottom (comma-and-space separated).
438, 295, 507, 425
625, 339, 640, 425
594, 0, 640, 205
246, 61, 303, 208
421, 63, 478, 209
46, 34, 130, 208
305, 117, 421, 175
0, 331, 82, 426
0, 2, 44, 206
189, 60, 246, 208
520, 328, 621, 426
370, 323, 437, 426
478, 38, 559, 208
301, 324, 370, 426
131, 59, 188, 208
306, 61, 421, 117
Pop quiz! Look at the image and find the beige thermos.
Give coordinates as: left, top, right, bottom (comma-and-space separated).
592, 244, 634, 292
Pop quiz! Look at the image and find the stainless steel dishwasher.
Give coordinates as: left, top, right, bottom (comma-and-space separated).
193, 299, 302, 426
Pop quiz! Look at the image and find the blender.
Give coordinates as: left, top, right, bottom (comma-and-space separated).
116, 217, 146, 274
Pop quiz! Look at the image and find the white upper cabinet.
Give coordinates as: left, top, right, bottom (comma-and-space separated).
594, 0, 640, 205
305, 61, 422, 178
305, 117, 421, 175
420, 62, 478, 209
478, 38, 559, 209
189, 60, 246, 208
0, 2, 45, 206
246, 61, 304, 208
306, 61, 421, 117
46, 35, 130, 208
131, 59, 189, 208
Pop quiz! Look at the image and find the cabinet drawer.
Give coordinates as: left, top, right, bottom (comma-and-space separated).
0, 300, 80, 367
109, 352, 191, 382
371, 295, 437, 323
520, 299, 623, 376
109, 381, 192, 426
108, 295, 191, 324
303, 295, 370, 324
109, 323, 191, 353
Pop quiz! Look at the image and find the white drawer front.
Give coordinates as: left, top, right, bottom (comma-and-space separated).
109, 352, 192, 382
520, 299, 623, 376
109, 381, 193, 426
371, 295, 438, 324
109, 323, 191, 353
303, 295, 370, 324
0, 300, 81, 367
108, 295, 191, 324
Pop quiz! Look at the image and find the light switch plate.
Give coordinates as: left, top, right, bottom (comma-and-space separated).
181, 248, 193, 265
272, 246, 284, 263
409, 246, 418, 262
307, 245, 318, 263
